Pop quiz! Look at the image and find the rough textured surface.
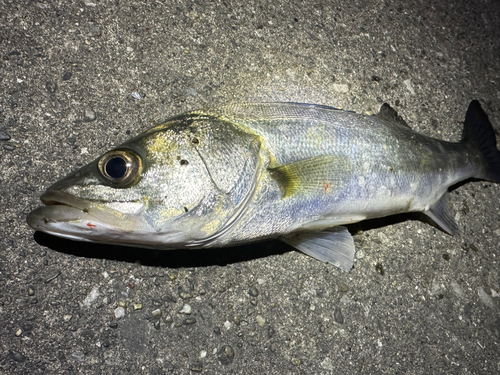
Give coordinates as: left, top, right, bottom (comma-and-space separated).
1, 1, 500, 374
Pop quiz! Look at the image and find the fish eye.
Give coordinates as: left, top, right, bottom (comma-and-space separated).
98, 150, 142, 187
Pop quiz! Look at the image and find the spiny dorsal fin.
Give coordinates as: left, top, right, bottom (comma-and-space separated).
268, 155, 352, 198
376, 103, 410, 129
282, 226, 355, 272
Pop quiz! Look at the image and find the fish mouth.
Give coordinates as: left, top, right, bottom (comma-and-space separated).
40, 190, 94, 211
28, 190, 95, 229
27, 190, 188, 247
27, 190, 143, 242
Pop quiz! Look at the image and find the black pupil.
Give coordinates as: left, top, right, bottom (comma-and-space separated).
105, 157, 127, 179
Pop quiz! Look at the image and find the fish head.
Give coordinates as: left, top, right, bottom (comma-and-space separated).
27, 114, 264, 248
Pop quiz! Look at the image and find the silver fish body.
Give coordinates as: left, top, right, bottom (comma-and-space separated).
27, 101, 500, 271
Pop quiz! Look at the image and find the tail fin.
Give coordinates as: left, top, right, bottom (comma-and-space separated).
461, 100, 500, 182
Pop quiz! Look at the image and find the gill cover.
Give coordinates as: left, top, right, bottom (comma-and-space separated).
148, 114, 265, 244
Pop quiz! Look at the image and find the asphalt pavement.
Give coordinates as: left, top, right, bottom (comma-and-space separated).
1, 1, 500, 374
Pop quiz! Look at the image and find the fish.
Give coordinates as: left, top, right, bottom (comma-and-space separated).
27, 100, 500, 271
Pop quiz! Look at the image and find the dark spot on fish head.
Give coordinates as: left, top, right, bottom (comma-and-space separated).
180, 159, 189, 166
191, 137, 199, 145
183, 206, 189, 213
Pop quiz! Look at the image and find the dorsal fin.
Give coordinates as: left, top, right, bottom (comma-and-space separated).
375, 103, 410, 128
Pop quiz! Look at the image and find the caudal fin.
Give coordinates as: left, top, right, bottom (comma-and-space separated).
462, 100, 500, 182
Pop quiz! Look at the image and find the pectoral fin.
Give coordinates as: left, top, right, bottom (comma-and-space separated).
282, 226, 355, 272
269, 155, 352, 198
424, 192, 459, 235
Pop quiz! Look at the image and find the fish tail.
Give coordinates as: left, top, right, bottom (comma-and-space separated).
461, 100, 500, 182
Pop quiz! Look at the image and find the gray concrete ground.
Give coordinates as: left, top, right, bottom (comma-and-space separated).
1, 0, 500, 374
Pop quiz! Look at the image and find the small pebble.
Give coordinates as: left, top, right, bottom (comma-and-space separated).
152, 309, 162, 317
186, 87, 198, 97
403, 79, 415, 95
45, 81, 57, 94
189, 362, 203, 372
63, 315, 72, 322
15, 328, 22, 337
114, 307, 125, 319
248, 286, 259, 297
131, 91, 144, 100
179, 304, 192, 314
334, 307, 344, 324
179, 292, 192, 300
450, 280, 464, 298
183, 317, 196, 325
9, 350, 26, 362
478, 287, 494, 308
375, 263, 385, 276
84, 22, 101, 37
133, 303, 142, 311
333, 83, 349, 93
72, 351, 85, 362
291, 357, 301, 366
84, 106, 96, 122
28, 287, 35, 296
217, 345, 235, 365
62, 71, 72, 81
339, 283, 349, 292
256, 315, 266, 327
0, 131, 11, 141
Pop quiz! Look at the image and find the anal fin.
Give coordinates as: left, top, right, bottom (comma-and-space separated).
424, 192, 459, 235
281, 226, 355, 272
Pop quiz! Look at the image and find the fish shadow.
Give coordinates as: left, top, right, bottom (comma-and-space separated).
33, 231, 290, 268
32, 212, 439, 268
